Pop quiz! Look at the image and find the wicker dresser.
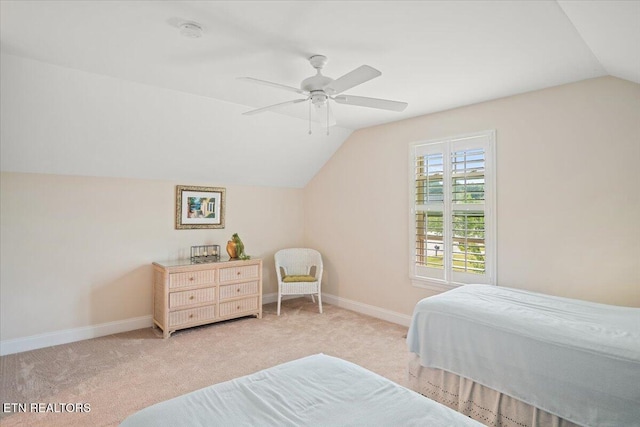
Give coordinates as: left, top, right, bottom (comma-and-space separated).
152, 258, 262, 338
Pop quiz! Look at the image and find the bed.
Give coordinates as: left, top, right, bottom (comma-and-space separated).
406, 284, 640, 427
119, 353, 484, 426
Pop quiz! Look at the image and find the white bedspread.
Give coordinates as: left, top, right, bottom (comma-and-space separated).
407, 285, 640, 427
120, 353, 483, 426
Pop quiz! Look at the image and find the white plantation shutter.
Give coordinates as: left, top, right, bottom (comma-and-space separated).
413, 145, 446, 281
410, 131, 495, 288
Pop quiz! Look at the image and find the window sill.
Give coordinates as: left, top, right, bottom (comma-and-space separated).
410, 277, 462, 293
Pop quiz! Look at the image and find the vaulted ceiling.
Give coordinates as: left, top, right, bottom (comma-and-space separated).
1, 1, 639, 187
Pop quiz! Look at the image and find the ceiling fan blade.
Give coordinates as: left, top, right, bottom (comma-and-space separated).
333, 94, 408, 112
323, 65, 381, 95
238, 77, 307, 95
242, 98, 308, 115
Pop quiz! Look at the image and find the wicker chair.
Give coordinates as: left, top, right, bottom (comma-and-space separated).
274, 248, 323, 316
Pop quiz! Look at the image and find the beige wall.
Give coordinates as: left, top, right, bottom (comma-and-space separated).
305, 76, 640, 314
2, 76, 638, 345
0, 172, 304, 340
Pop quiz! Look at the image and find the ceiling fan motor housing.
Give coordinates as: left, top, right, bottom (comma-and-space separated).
301, 74, 333, 94
302, 54, 333, 100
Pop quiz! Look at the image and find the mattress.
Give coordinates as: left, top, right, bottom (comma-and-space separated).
119, 353, 484, 426
406, 284, 640, 427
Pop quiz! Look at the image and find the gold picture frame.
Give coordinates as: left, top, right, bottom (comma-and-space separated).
175, 185, 226, 229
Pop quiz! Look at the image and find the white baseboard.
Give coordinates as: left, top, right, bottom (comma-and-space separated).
263, 292, 411, 327
0, 315, 153, 356
321, 293, 412, 327
262, 292, 278, 304
262, 292, 299, 304
1, 294, 410, 355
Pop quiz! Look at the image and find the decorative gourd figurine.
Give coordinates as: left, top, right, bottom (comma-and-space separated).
226, 238, 237, 259
227, 233, 251, 260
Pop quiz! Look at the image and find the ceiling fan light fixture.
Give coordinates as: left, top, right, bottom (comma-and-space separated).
310, 91, 327, 106
179, 22, 203, 38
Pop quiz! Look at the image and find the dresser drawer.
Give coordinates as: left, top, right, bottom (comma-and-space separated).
219, 264, 260, 283
219, 281, 259, 301
169, 270, 216, 289
169, 287, 216, 309
219, 297, 259, 317
169, 305, 216, 327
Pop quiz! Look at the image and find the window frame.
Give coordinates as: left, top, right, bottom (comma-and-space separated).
409, 130, 496, 291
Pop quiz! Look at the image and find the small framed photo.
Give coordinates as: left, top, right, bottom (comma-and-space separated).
175, 185, 226, 229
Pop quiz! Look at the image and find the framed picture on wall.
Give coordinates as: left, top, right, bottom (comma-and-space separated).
175, 185, 226, 229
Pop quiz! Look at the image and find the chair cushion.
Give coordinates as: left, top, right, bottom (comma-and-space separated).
282, 275, 317, 283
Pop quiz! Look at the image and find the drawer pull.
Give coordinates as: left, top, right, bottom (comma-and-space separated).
237, 306, 240, 310
189, 295, 195, 300
236, 288, 240, 293
189, 277, 194, 281
189, 314, 194, 318
237, 271, 241, 275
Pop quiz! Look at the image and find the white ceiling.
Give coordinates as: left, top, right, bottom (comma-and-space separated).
1, 1, 639, 187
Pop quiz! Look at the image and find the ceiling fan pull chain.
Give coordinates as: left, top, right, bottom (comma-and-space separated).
326, 102, 330, 136
308, 101, 312, 135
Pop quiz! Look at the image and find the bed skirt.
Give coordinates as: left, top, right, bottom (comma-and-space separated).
407, 353, 582, 427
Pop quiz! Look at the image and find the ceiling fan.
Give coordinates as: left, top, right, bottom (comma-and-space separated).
239, 55, 408, 133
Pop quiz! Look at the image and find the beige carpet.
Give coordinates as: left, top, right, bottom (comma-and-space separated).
1, 298, 410, 426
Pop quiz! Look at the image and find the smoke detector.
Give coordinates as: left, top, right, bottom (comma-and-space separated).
179, 22, 203, 38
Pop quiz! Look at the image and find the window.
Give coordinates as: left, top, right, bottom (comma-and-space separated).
409, 130, 496, 289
